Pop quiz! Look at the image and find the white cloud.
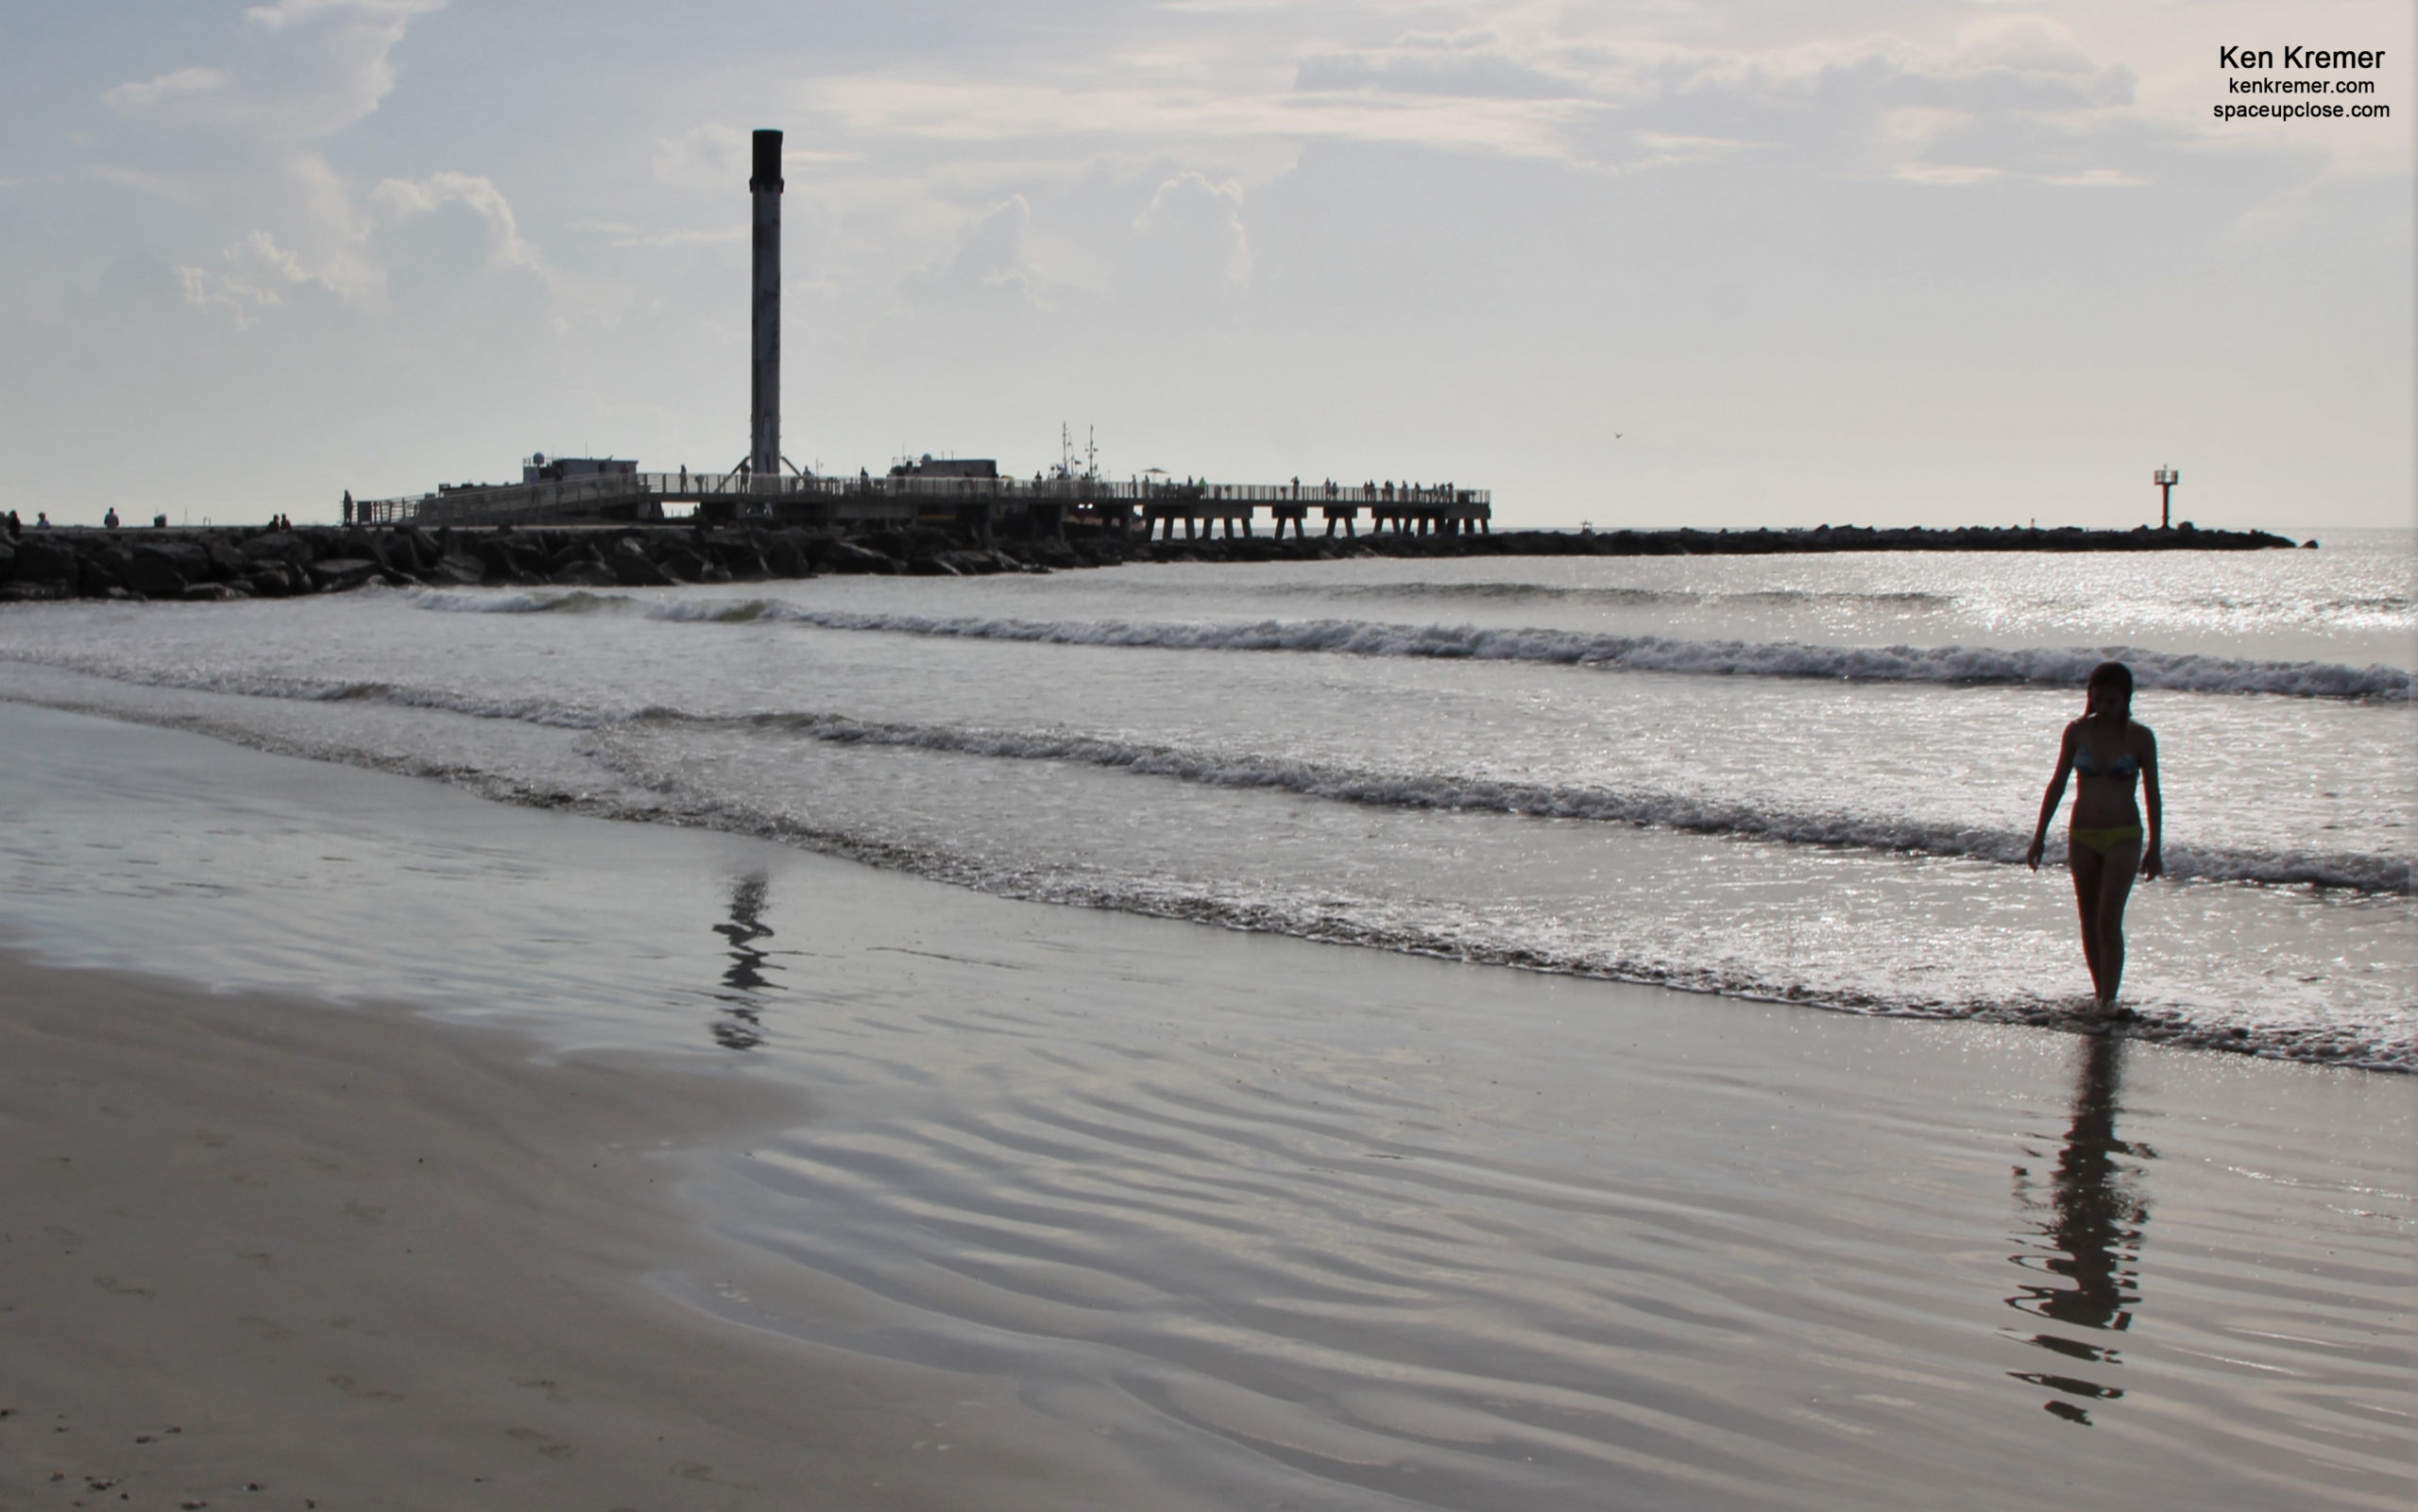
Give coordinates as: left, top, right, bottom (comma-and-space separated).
373, 171, 539, 271
1127, 172, 1252, 297
905, 195, 1052, 312
791, 7, 2171, 202
92, 0, 532, 325
243, 0, 442, 30
106, 0, 443, 142
101, 67, 233, 115
177, 230, 316, 327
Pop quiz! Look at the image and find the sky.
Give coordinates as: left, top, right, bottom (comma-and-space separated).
0, 0, 2409, 531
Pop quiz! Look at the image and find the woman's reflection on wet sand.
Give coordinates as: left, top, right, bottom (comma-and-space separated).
710, 874, 780, 1050
2006, 1031, 2153, 1424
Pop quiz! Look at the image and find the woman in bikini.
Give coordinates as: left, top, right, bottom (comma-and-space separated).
2025, 661, 2163, 1009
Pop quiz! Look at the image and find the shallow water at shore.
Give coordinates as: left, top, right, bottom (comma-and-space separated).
1, 703, 2409, 1510
0, 540, 2407, 1064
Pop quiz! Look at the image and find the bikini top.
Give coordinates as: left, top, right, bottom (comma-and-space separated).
2072, 747, 2139, 780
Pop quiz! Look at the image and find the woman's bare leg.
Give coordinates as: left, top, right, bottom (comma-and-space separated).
2069, 842, 2110, 1000
2093, 841, 2143, 1005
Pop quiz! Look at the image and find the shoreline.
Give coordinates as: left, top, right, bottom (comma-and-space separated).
0, 701, 2409, 1508
0, 949, 1188, 1511
1, 519, 2308, 603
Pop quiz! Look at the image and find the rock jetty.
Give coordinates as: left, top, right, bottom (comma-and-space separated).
0, 519, 2303, 603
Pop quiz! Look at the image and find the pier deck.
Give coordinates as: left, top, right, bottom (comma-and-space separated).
352, 473, 1492, 539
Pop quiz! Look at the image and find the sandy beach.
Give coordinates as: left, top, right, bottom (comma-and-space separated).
0, 950, 1184, 1511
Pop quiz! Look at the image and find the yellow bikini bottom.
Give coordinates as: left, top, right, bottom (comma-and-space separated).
2070, 824, 2144, 857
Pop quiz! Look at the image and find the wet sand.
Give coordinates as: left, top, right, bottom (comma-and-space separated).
0, 700, 2410, 1510
0, 950, 1189, 1512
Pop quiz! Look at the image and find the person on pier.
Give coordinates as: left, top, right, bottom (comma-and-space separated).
2026, 661, 2163, 1011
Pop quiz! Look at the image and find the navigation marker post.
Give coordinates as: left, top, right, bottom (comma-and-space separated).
2154, 466, 2179, 529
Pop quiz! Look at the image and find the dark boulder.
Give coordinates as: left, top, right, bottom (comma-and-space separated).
934, 549, 1010, 576
764, 532, 809, 577
80, 555, 133, 596
241, 532, 310, 566
471, 535, 548, 581
308, 557, 381, 592
203, 538, 249, 580
551, 559, 618, 588
656, 546, 710, 583
609, 536, 673, 586
542, 541, 598, 574
128, 542, 209, 597
394, 527, 442, 571
823, 539, 899, 574
13, 537, 79, 589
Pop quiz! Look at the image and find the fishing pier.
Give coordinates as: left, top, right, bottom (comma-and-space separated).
350, 126, 1489, 544
351, 469, 1491, 541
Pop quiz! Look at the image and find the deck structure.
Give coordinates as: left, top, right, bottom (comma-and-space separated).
352, 472, 1491, 540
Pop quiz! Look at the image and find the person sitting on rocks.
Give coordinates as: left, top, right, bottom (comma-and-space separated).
4, 510, 18, 539
103, 507, 120, 529
34, 512, 50, 529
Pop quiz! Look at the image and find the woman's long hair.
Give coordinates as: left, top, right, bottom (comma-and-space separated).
2086, 660, 2134, 731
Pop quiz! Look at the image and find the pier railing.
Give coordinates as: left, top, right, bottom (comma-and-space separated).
352, 470, 1490, 531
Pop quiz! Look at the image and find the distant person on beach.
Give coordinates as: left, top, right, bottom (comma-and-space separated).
103, 507, 119, 529
2026, 661, 2163, 1010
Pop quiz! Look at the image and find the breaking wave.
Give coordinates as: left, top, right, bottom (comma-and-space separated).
0, 654, 2406, 1071
406, 590, 2414, 700
627, 708, 2410, 893
12, 637, 2398, 892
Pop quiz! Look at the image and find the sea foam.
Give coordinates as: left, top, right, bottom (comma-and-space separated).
406, 590, 2414, 701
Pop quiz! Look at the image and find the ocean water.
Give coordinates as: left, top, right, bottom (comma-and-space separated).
1, 530, 2412, 1508
0, 531, 2408, 1066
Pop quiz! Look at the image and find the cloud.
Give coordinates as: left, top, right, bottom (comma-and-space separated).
1126, 171, 1252, 300
106, 0, 445, 143
1293, 45, 1583, 101
792, 8, 2167, 200
92, 0, 530, 326
176, 230, 317, 327
906, 195, 1050, 312
101, 67, 233, 115
373, 171, 539, 271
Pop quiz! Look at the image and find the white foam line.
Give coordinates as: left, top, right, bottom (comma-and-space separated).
404, 591, 2414, 702
8, 646, 2408, 892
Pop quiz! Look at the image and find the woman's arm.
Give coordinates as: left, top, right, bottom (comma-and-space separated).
2137, 725, 2162, 878
2025, 723, 2078, 871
